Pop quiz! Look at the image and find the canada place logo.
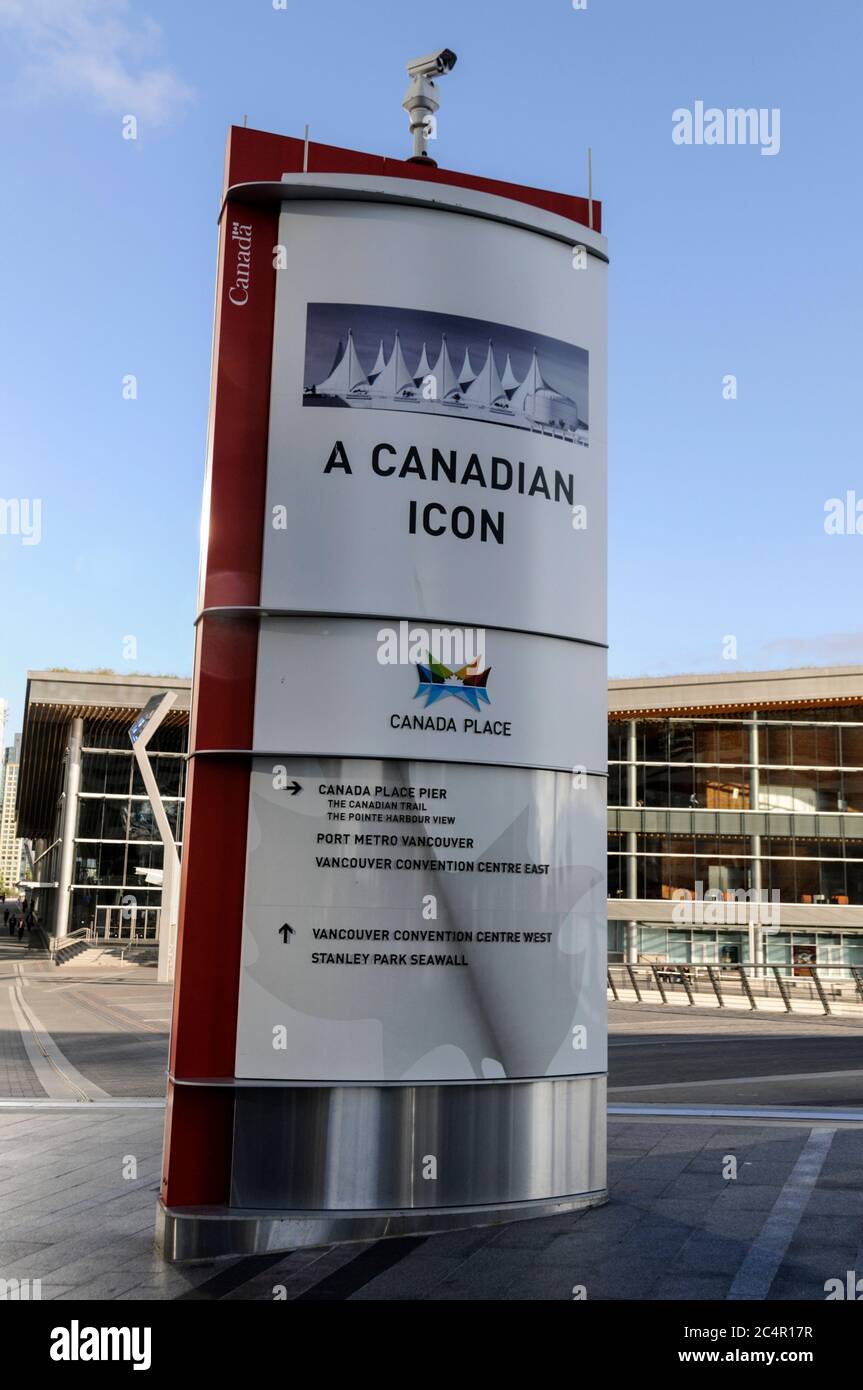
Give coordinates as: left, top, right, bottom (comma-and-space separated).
414, 653, 492, 710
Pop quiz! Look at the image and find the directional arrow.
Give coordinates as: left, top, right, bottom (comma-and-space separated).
279, 923, 295, 944
286, 780, 302, 796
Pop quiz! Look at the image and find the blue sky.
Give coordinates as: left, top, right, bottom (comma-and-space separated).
1, 0, 861, 738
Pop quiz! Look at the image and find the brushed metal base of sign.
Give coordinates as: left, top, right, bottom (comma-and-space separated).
157, 1074, 607, 1262
156, 1189, 608, 1264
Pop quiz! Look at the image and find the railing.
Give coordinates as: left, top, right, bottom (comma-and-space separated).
607, 961, 863, 1017
92, 904, 160, 944
48, 927, 89, 961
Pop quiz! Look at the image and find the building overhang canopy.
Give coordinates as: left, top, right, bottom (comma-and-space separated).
16, 672, 191, 840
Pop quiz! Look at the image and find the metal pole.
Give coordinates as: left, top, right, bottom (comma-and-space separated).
772, 965, 793, 1013
626, 719, 639, 964
679, 965, 696, 1007
650, 962, 668, 1005
625, 963, 643, 1002
738, 963, 758, 1011
706, 964, 725, 1007
810, 965, 832, 1016
53, 717, 84, 940
749, 711, 765, 978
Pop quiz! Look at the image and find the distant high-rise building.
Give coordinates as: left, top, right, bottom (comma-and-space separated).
0, 734, 25, 896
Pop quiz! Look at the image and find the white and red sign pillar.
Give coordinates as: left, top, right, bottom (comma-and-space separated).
159, 125, 607, 1257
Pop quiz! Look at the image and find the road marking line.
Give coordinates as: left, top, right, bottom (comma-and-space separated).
8, 985, 72, 1100
611, 1103, 863, 1123
10, 981, 110, 1101
726, 1127, 836, 1300
0, 1098, 164, 1110
609, 1067, 863, 1092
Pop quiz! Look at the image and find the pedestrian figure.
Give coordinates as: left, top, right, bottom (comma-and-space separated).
16, 921, 24, 942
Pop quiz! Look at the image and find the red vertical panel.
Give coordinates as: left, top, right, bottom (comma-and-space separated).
162, 132, 278, 1206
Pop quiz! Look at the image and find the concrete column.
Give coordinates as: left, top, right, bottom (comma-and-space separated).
626, 719, 639, 963
749, 711, 764, 975
53, 717, 84, 940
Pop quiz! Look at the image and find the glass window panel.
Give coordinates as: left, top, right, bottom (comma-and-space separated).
668, 723, 695, 763
697, 766, 750, 809
668, 765, 695, 807
817, 768, 843, 811
70, 892, 98, 933
641, 721, 667, 763
697, 858, 749, 894
607, 764, 624, 806
667, 931, 691, 963
95, 843, 126, 886
643, 763, 668, 807
104, 755, 132, 795
127, 800, 157, 841
841, 726, 863, 767
820, 860, 847, 904
101, 800, 130, 840
794, 859, 820, 901
693, 724, 717, 764
76, 800, 103, 838
841, 770, 863, 812
766, 936, 792, 965
765, 725, 791, 766
759, 770, 816, 812
659, 857, 697, 898
765, 855, 795, 901
640, 927, 667, 957
80, 753, 107, 794
125, 843, 164, 879
74, 847, 99, 886
608, 723, 624, 761
154, 757, 182, 798
716, 725, 747, 763
791, 726, 821, 766
845, 862, 863, 904
607, 849, 623, 897
149, 724, 186, 754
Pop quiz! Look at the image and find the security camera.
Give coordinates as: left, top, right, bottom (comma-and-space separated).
406, 49, 458, 80
403, 49, 458, 164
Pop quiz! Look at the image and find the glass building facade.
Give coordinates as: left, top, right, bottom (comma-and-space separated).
70, 718, 187, 934
607, 685, 863, 971
16, 671, 191, 945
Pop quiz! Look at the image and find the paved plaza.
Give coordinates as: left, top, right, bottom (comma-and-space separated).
2, 1106, 863, 1301
2, 936, 863, 1301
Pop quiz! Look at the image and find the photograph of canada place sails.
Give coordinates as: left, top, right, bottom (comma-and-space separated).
302, 303, 589, 442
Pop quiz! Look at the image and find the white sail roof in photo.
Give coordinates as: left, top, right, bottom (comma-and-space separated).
313, 329, 370, 395
370, 331, 417, 397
